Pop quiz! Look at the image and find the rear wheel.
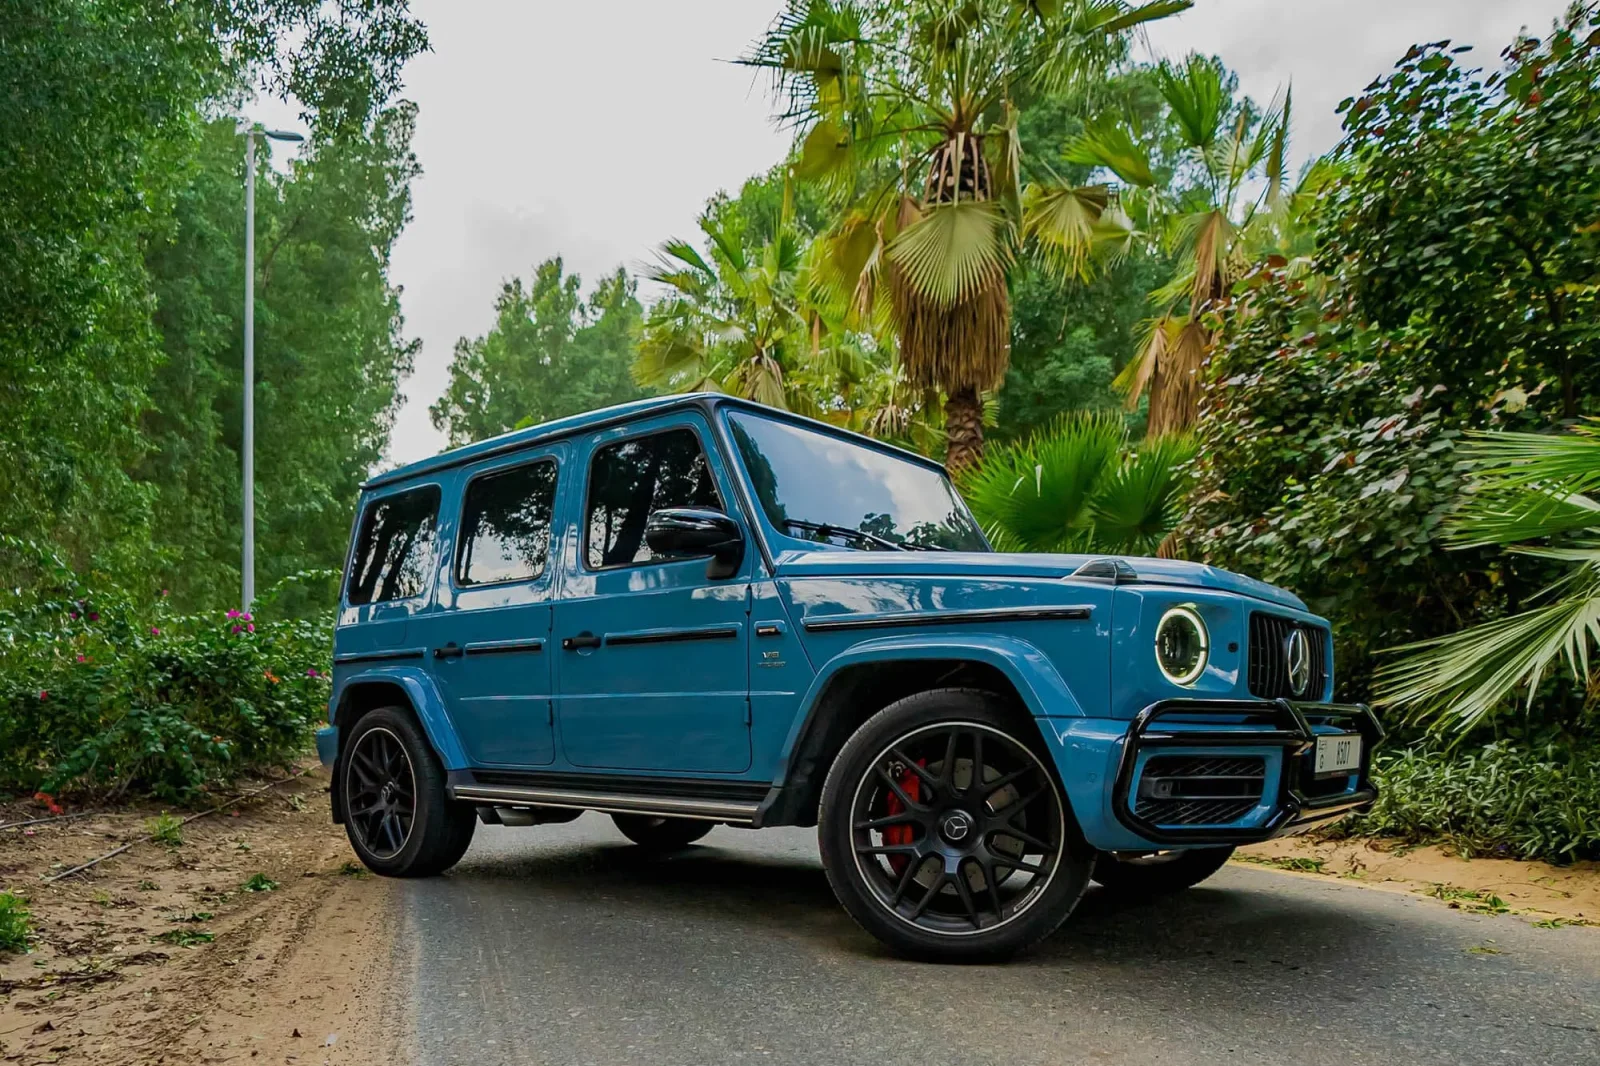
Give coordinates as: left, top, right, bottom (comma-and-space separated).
611, 813, 713, 850
337, 706, 475, 877
818, 689, 1093, 962
1092, 847, 1235, 895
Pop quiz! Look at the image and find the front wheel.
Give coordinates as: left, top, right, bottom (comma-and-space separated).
337, 706, 476, 877
818, 689, 1093, 963
611, 813, 713, 850
1091, 847, 1235, 895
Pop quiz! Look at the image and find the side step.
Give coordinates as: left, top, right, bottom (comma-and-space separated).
451, 783, 762, 825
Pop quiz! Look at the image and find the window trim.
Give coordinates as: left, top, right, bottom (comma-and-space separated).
343, 481, 444, 608
580, 421, 728, 574
451, 454, 562, 591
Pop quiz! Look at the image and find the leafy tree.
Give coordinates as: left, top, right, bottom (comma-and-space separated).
1376, 422, 1600, 732
743, 0, 1189, 473
962, 412, 1194, 554
432, 258, 644, 447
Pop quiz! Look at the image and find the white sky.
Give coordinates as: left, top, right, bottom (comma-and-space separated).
251, 0, 1573, 469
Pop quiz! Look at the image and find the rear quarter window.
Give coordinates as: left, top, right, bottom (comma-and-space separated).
346, 485, 442, 605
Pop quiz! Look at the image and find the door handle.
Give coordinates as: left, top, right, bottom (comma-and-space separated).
432, 642, 464, 659
561, 632, 602, 651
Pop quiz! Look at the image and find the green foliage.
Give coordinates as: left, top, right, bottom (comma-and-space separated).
146, 813, 186, 847
0, 540, 332, 801
242, 873, 279, 892
431, 258, 645, 447
1376, 422, 1600, 731
0, 892, 31, 955
152, 928, 215, 947
1343, 738, 1600, 863
962, 412, 1195, 554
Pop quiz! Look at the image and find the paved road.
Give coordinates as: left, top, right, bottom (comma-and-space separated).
395, 818, 1600, 1066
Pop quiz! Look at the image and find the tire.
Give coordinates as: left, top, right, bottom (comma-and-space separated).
1092, 847, 1235, 895
337, 706, 476, 877
817, 688, 1093, 963
611, 813, 713, 850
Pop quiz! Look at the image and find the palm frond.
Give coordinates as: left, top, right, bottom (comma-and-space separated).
1157, 54, 1228, 153
1089, 432, 1198, 553
1064, 114, 1156, 187
960, 411, 1126, 552
887, 199, 1014, 308
1021, 181, 1109, 281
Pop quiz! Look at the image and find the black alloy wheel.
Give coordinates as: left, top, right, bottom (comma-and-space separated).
345, 725, 416, 859
819, 689, 1092, 962
338, 706, 475, 877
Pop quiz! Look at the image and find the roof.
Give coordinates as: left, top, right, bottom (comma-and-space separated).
362, 393, 945, 491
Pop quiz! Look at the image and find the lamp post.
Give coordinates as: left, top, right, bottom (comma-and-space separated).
239, 123, 304, 611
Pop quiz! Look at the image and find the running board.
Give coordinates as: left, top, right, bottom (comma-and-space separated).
450, 783, 761, 825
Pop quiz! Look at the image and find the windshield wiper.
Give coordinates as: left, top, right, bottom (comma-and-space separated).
781, 519, 909, 552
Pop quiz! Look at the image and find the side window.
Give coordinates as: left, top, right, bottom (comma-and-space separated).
347, 485, 441, 606
585, 427, 721, 569
456, 459, 559, 587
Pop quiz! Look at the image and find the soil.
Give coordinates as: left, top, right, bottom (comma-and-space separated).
0, 766, 406, 1065
1237, 835, 1600, 926
4, 769, 1597, 1064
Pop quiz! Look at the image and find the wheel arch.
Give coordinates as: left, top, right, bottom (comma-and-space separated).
757, 635, 1085, 828
329, 669, 466, 823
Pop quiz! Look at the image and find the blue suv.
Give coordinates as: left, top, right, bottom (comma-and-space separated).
321, 394, 1381, 961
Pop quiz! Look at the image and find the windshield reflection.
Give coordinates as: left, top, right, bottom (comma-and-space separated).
726, 413, 988, 552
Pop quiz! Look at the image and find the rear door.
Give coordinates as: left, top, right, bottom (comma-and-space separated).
427, 445, 566, 768
552, 414, 753, 774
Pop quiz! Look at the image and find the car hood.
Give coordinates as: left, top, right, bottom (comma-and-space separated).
771, 549, 1308, 612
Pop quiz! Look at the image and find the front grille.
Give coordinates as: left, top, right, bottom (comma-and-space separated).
1248, 614, 1329, 700
1134, 754, 1266, 826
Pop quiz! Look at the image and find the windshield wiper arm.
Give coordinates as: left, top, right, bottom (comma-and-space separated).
781, 519, 909, 552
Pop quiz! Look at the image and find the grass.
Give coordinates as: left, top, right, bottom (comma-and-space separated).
242, 873, 279, 893
1236, 854, 1326, 874
152, 928, 214, 947
145, 812, 184, 847
336, 861, 370, 879
0, 892, 32, 954
1427, 884, 1511, 915
167, 910, 214, 924
135, 879, 158, 891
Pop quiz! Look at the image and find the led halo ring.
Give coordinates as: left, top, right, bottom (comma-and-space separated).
1154, 605, 1210, 686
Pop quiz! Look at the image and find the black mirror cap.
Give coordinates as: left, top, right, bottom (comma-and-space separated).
644, 507, 745, 578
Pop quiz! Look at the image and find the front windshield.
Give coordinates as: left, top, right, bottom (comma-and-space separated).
726, 413, 989, 552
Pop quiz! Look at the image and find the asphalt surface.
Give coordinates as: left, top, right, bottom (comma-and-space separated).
397, 818, 1600, 1066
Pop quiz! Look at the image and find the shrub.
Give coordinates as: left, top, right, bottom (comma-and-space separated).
146, 813, 185, 847
0, 892, 30, 954
0, 539, 332, 801
1341, 738, 1600, 863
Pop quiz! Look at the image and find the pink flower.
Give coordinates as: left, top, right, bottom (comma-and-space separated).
87, 612, 98, 622
76, 654, 87, 663
240, 612, 252, 622
306, 668, 319, 678
227, 609, 241, 619
38, 690, 47, 701
160, 589, 168, 597
150, 626, 161, 636
246, 623, 254, 633
69, 611, 78, 620
231, 625, 242, 634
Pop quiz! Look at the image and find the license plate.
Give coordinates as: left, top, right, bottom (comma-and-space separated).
1314, 733, 1362, 776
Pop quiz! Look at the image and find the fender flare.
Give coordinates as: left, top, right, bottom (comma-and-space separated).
331, 667, 468, 770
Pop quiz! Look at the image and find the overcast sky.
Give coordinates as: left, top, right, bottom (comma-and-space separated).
257, 0, 1572, 468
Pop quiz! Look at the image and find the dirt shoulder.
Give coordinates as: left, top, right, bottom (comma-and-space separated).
0, 766, 408, 1065
1238, 835, 1600, 927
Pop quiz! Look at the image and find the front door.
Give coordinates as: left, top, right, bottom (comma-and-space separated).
553, 417, 752, 774
427, 446, 565, 768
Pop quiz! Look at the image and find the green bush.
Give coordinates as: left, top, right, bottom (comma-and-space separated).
1342, 739, 1600, 863
0, 892, 30, 954
0, 540, 332, 801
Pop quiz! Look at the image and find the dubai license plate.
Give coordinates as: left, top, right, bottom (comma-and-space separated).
1314, 733, 1362, 776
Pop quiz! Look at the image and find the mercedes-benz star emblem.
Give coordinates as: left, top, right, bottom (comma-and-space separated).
1284, 628, 1312, 698
940, 812, 972, 843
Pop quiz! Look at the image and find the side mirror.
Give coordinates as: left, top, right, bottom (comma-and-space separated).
644, 507, 745, 579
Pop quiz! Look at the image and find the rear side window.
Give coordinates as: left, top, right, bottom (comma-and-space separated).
585, 427, 721, 569
346, 486, 441, 605
456, 459, 559, 586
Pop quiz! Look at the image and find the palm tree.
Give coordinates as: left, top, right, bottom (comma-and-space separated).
634, 215, 809, 409
1375, 421, 1600, 732
743, 0, 1190, 474
961, 411, 1196, 555
1051, 55, 1328, 434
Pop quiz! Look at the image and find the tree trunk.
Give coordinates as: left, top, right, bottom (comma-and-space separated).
944, 386, 984, 478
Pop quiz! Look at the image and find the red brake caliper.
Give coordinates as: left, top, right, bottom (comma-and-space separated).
882, 759, 925, 876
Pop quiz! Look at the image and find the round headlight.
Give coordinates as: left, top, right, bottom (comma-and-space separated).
1155, 606, 1209, 686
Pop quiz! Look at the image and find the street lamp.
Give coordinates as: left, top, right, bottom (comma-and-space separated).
237, 123, 304, 610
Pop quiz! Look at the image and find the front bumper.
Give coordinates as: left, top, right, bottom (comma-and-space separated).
315, 725, 339, 768
1110, 699, 1384, 846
